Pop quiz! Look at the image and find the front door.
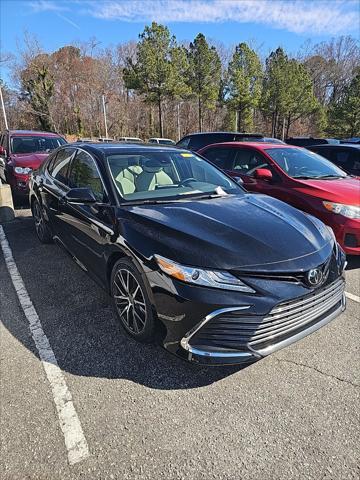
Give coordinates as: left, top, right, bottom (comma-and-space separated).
59, 149, 114, 280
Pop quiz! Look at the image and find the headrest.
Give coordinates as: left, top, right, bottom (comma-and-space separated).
142, 158, 169, 173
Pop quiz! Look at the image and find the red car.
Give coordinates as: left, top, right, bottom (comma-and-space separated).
199, 142, 360, 255
0, 130, 66, 199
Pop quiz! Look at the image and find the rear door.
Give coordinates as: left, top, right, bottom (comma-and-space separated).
40, 147, 76, 237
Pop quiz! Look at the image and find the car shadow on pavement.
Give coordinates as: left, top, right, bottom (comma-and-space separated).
346, 255, 360, 271
1, 214, 252, 390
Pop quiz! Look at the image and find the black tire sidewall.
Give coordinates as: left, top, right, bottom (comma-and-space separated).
111, 257, 156, 343
32, 199, 52, 244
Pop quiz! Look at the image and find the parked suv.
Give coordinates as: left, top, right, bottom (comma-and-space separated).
308, 144, 360, 177
199, 142, 360, 255
286, 137, 339, 147
176, 132, 264, 151
0, 130, 66, 199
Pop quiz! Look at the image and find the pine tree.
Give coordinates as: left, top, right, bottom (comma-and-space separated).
123, 22, 189, 137
227, 43, 262, 132
327, 68, 360, 137
187, 34, 221, 132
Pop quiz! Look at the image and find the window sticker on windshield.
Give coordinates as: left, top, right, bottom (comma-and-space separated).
180, 153, 194, 157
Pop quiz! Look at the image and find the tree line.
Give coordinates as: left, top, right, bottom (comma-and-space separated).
1, 24, 359, 140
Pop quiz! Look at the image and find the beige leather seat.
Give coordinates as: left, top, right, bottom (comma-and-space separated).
115, 165, 142, 196
135, 160, 173, 191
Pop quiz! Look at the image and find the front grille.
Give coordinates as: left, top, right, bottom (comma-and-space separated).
189, 278, 345, 353
233, 247, 340, 287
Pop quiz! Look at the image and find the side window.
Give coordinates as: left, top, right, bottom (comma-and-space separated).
202, 147, 234, 169
314, 148, 330, 160
230, 149, 268, 175
69, 150, 107, 203
332, 149, 351, 167
49, 148, 75, 185
177, 136, 190, 149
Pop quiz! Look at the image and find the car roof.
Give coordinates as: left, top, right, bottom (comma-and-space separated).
310, 143, 360, 150
182, 131, 264, 137
72, 142, 184, 155
7, 130, 61, 136
200, 141, 298, 151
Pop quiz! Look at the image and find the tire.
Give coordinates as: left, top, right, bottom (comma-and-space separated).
111, 257, 156, 343
31, 199, 53, 244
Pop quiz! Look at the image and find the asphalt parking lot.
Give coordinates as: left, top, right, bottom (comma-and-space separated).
1, 208, 359, 480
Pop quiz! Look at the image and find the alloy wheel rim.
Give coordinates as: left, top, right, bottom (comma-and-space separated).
33, 202, 44, 238
113, 269, 147, 334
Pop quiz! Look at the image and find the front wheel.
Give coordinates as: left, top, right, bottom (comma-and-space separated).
111, 258, 156, 343
32, 199, 53, 244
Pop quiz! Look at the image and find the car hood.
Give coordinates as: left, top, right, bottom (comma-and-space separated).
295, 177, 360, 205
12, 153, 49, 169
118, 194, 334, 272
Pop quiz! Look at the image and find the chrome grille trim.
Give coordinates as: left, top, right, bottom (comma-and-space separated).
249, 278, 345, 348
183, 278, 345, 360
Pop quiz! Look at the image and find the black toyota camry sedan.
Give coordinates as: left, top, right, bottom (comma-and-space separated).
29, 143, 346, 365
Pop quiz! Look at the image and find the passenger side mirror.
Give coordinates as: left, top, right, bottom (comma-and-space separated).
0, 146, 6, 156
64, 187, 97, 204
254, 168, 273, 181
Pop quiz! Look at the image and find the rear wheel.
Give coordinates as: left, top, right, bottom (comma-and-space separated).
32, 199, 53, 244
111, 258, 156, 343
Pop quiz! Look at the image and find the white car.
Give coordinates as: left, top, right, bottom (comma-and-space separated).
118, 137, 143, 143
148, 137, 176, 145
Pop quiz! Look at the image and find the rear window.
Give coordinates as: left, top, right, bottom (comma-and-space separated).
189, 134, 235, 151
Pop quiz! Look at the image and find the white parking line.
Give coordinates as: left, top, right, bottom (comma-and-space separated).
345, 291, 360, 303
0, 225, 89, 466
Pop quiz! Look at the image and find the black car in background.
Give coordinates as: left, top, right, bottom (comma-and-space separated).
176, 132, 264, 151
29, 143, 346, 365
308, 144, 360, 176
286, 137, 340, 147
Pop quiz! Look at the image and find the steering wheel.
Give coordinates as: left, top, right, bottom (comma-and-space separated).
178, 177, 197, 186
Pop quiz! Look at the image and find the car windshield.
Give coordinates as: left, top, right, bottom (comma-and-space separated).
11, 136, 66, 154
265, 147, 347, 179
158, 139, 175, 145
107, 151, 242, 203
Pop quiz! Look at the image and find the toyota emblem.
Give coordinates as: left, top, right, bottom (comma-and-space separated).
307, 268, 323, 286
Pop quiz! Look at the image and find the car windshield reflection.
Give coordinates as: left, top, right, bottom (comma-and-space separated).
107, 151, 241, 203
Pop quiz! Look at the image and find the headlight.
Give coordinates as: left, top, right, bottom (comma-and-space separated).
14, 166, 32, 175
323, 201, 360, 219
155, 255, 255, 293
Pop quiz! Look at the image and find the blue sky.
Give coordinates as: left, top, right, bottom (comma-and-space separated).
1, 0, 359, 85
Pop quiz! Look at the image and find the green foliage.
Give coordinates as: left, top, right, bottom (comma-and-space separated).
227, 43, 262, 131
327, 68, 360, 137
261, 48, 319, 137
123, 22, 190, 136
20, 55, 54, 131
187, 33, 221, 131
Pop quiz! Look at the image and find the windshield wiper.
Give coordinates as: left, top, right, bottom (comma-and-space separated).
120, 198, 186, 206
292, 175, 315, 179
120, 192, 231, 206
312, 175, 345, 179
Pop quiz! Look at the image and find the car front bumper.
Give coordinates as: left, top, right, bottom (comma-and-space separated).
148, 263, 346, 365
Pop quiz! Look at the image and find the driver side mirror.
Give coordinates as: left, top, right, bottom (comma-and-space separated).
0, 146, 6, 156
254, 168, 273, 181
64, 187, 97, 204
